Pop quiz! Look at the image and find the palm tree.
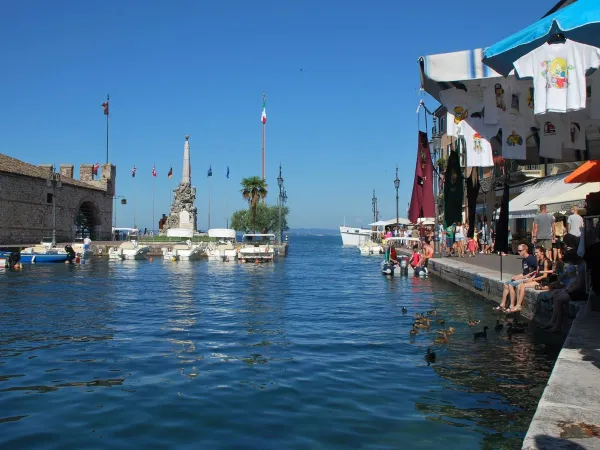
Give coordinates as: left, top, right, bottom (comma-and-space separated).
240, 176, 268, 232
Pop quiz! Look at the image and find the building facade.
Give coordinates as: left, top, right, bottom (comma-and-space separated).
0, 153, 115, 244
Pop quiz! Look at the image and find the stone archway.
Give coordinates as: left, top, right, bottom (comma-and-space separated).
74, 199, 101, 239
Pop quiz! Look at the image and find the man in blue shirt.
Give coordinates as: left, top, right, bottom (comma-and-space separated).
495, 244, 538, 311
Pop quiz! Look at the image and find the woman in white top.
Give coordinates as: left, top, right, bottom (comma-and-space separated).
454, 223, 465, 257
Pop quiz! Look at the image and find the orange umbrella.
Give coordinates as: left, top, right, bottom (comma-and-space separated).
564, 160, 600, 183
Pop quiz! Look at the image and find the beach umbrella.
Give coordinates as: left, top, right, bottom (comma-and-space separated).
564, 160, 600, 183
483, 0, 600, 76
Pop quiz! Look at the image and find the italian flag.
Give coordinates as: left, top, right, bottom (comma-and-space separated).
261, 98, 267, 124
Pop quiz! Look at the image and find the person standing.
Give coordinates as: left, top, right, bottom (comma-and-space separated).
552, 214, 566, 263
445, 223, 454, 257
567, 205, 584, 245
532, 204, 555, 259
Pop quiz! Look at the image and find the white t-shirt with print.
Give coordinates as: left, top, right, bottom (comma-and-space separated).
500, 112, 528, 160
457, 118, 497, 167
483, 79, 509, 125
514, 39, 600, 115
440, 88, 482, 137
538, 114, 567, 159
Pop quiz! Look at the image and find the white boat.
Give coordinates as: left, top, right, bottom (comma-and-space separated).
237, 233, 276, 263
206, 229, 238, 261
162, 240, 204, 261
359, 240, 384, 255
339, 226, 371, 247
109, 236, 149, 260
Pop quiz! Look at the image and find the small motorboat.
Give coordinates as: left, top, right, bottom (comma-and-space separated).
381, 260, 395, 275
238, 233, 276, 263
109, 235, 149, 260
0, 238, 71, 264
206, 229, 238, 261
162, 240, 204, 261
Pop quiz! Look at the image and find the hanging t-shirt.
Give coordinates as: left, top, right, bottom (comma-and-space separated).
457, 118, 497, 167
500, 112, 527, 160
483, 79, 509, 125
513, 39, 600, 115
538, 114, 567, 159
440, 88, 482, 137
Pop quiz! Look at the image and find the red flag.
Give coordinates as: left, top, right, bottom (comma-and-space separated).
101, 101, 109, 116
92, 162, 99, 176
152, 165, 157, 177
408, 131, 435, 224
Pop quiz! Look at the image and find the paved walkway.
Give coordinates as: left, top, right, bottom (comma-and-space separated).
435, 252, 523, 279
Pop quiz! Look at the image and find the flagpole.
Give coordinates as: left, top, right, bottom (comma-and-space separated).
226, 174, 229, 229
133, 175, 137, 230
106, 94, 109, 164
262, 92, 266, 181
152, 165, 155, 235
208, 175, 211, 230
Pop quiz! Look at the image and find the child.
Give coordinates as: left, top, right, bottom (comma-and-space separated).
467, 237, 476, 257
409, 245, 421, 269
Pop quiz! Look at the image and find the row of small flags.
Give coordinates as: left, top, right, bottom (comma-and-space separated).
130, 165, 230, 178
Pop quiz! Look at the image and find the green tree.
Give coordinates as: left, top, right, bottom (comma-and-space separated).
231, 204, 289, 234
240, 176, 268, 232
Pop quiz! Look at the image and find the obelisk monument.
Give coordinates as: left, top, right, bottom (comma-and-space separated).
161, 135, 198, 234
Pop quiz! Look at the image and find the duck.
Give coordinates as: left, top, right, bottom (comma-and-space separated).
436, 318, 445, 325
494, 320, 504, 332
415, 321, 431, 330
473, 326, 489, 340
402, 307, 408, 315
447, 327, 456, 334
425, 348, 436, 364
415, 313, 424, 319
434, 333, 449, 344
468, 318, 481, 327
426, 309, 438, 316
409, 325, 419, 336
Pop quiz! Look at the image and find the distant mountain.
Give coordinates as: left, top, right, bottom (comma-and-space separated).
287, 228, 338, 236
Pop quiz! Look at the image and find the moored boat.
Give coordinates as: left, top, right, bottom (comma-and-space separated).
206, 229, 238, 261
237, 233, 275, 263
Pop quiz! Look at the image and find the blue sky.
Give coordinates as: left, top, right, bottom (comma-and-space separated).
1, 0, 552, 230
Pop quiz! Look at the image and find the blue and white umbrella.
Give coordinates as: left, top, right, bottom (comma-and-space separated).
483, 0, 600, 76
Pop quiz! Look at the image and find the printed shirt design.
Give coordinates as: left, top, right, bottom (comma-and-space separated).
506, 130, 523, 147
473, 133, 483, 153
541, 58, 574, 89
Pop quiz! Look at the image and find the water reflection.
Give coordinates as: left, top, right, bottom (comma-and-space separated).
0, 237, 561, 449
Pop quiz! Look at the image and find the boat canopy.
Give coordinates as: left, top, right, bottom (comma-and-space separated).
166, 228, 194, 238
208, 228, 236, 239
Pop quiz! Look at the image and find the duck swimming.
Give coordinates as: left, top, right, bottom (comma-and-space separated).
468, 318, 481, 327
507, 323, 526, 338
494, 320, 504, 331
434, 332, 449, 344
473, 326, 489, 340
402, 307, 407, 314
436, 318, 445, 325
409, 325, 419, 336
425, 348, 436, 364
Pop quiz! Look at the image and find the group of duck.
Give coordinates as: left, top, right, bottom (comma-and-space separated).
401, 307, 529, 365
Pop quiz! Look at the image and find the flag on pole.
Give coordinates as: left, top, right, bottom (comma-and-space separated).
168, 167, 173, 178
132, 165, 136, 177
152, 165, 157, 177
207, 166, 212, 177
261, 97, 267, 124
101, 100, 109, 116
226, 165, 229, 179
92, 162, 99, 176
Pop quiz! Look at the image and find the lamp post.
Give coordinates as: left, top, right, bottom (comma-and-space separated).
46, 166, 62, 246
277, 164, 284, 244
394, 165, 400, 235
113, 196, 126, 238
431, 117, 443, 257
372, 190, 377, 224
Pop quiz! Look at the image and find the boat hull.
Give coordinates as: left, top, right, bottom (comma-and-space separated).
0, 251, 68, 264
340, 226, 371, 247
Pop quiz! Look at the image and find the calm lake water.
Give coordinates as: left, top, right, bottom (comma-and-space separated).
0, 235, 562, 449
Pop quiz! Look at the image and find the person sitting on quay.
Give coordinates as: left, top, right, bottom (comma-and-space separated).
495, 244, 538, 311
507, 246, 553, 313
532, 204, 555, 259
539, 251, 586, 332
